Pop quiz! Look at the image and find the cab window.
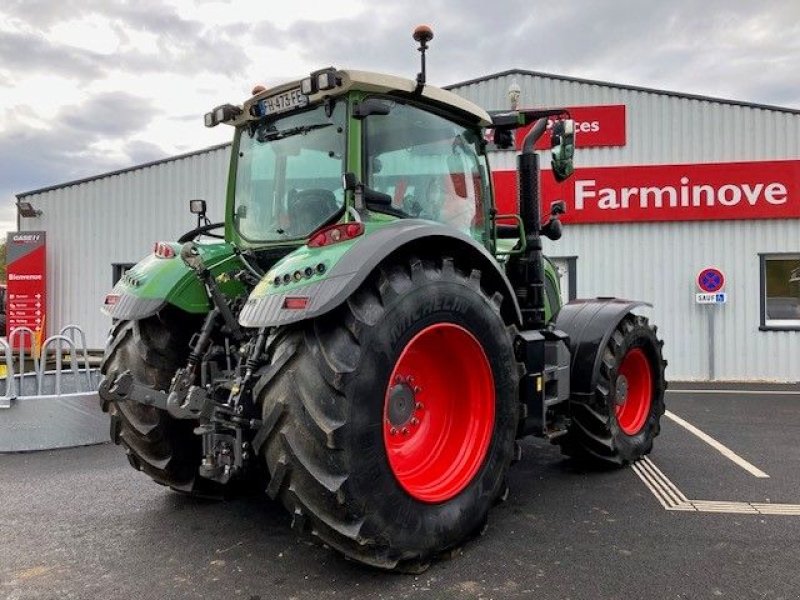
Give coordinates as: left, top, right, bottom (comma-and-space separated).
363, 101, 488, 239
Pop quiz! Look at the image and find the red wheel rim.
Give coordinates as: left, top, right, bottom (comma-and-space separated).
614, 347, 653, 435
383, 323, 495, 503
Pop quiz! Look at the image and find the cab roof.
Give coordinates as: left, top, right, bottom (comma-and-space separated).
242, 69, 492, 127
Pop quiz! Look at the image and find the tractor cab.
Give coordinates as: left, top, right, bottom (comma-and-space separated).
206, 68, 497, 251
206, 68, 576, 309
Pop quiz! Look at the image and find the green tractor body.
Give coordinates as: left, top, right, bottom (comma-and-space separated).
99, 31, 666, 571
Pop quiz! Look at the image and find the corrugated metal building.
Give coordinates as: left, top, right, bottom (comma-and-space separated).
15, 70, 800, 381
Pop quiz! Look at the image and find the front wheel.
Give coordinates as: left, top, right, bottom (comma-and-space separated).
559, 314, 666, 465
257, 256, 521, 570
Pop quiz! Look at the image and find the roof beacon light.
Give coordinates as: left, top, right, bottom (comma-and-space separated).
412, 25, 434, 93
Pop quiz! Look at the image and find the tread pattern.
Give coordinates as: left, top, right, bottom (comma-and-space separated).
100, 316, 222, 497
257, 255, 522, 571
559, 314, 667, 466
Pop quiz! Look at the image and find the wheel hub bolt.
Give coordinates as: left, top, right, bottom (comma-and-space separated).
401, 427, 409, 436
616, 376, 629, 405
389, 427, 398, 435
415, 402, 424, 411
410, 417, 419, 426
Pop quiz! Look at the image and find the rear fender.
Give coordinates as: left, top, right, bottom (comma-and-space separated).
239, 219, 522, 328
102, 243, 245, 321
553, 298, 650, 397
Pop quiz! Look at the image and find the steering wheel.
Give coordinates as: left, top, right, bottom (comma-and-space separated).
288, 188, 339, 233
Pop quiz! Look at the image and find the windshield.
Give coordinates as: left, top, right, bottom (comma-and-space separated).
234, 102, 346, 242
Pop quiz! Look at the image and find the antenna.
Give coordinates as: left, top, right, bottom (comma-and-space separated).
413, 25, 434, 93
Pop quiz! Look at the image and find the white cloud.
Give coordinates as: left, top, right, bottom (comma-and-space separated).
166, 0, 368, 28
49, 15, 122, 54
0, 0, 797, 244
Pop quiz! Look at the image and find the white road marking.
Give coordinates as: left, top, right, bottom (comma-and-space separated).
668, 389, 799, 396
632, 457, 800, 516
664, 410, 770, 478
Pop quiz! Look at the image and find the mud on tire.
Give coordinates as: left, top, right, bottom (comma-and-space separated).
558, 314, 667, 466
100, 313, 222, 497
256, 256, 522, 571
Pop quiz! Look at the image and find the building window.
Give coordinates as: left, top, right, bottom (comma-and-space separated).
112, 263, 136, 286
760, 254, 800, 331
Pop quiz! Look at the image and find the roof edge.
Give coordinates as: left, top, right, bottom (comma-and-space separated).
16, 142, 233, 199
444, 68, 800, 116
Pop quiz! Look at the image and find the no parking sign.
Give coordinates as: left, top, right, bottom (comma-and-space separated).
696, 267, 727, 304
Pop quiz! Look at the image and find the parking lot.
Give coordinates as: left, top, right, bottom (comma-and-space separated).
2, 387, 800, 600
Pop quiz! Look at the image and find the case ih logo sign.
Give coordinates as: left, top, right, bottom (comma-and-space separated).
6, 231, 46, 349
515, 104, 626, 150
493, 160, 800, 224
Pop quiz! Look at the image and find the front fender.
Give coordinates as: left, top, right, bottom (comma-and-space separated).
239, 219, 522, 328
554, 298, 650, 398
102, 242, 245, 321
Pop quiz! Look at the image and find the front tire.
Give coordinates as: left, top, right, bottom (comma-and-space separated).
257, 256, 521, 570
559, 314, 666, 465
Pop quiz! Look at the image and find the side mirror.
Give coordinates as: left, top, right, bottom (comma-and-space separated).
550, 200, 567, 216
541, 218, 563, 241
342, 172, 358, 192
550, 119, 575, 183
493, 128, 514, 150
352, 99, 392, 119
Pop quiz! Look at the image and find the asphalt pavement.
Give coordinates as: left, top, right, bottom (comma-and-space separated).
2, 388, 800, 600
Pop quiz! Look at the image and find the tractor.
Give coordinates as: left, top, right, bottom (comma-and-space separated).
98, 26, 666, 571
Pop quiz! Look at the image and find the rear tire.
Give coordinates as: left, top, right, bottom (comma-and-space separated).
257, 256, 521, 570
559, 314, 666, 465
100, 314, 222, 497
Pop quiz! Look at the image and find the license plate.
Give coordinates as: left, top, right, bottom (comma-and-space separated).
262, 88, 308, 115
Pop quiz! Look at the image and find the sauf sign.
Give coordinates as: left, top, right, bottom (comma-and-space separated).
493, 160, 800, 223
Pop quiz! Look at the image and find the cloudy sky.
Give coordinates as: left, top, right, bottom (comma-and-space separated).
1, 0, 798, 238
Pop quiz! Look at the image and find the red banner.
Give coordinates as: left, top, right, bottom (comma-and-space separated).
515, 104, 626, 150
492, 160, 800, 224
6, 231, 46, 351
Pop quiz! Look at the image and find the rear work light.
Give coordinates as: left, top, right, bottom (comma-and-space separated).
153, 242, 176, 259
307, 222, 364, 248
104, 294, 120, 306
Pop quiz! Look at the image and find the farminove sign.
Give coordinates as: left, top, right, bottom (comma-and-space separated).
493, 160, 800, 223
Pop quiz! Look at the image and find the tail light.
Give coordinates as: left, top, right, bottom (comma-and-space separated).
308, 222, 364, 248
104, 294, 120, 306
153, 242, 176, 259
283, 296, 309, 310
